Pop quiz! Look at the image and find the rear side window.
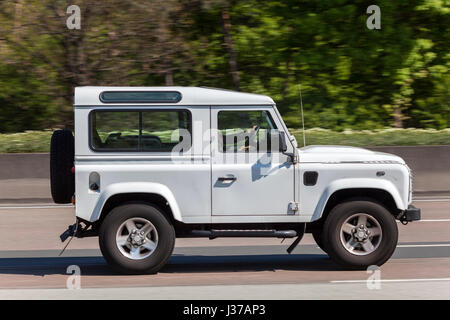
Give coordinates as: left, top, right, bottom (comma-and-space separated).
90, 110, 191, 152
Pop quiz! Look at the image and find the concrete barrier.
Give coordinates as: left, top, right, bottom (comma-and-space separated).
369, 146, 450, 194
0, 153, 50, 180
0, 146, 449, 203
0, 153, 51, 203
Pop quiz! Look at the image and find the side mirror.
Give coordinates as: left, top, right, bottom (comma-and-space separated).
278, 131, 297, 163
278, 131, 288, 153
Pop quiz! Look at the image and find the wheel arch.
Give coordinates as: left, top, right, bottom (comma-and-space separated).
310, 180, 404, 225
90, 182, 182, 223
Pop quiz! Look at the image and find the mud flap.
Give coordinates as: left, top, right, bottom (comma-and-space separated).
286, 223, 306, 254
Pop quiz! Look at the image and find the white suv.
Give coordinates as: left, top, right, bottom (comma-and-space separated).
51, 86, 420, 274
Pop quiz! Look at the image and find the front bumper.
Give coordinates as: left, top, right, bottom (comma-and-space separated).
400, 205, 421, 223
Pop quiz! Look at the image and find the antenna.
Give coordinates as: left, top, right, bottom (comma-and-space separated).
299, 84, 306, 147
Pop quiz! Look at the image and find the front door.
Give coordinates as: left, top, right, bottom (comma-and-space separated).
211, 106, 296, 216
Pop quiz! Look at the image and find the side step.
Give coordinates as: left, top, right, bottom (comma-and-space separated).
187, 229, 298, 240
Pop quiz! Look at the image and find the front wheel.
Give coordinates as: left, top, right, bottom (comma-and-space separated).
322, 200, 398, 268
312, 229, 327, 253
99, 203, 175, 274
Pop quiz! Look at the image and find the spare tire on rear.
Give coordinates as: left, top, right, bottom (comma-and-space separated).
50, 129, 75, 204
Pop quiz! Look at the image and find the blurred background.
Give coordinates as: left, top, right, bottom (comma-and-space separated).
0, 0, 448, 150
0, 1, 449, 299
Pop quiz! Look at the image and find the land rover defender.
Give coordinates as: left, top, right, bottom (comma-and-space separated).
51, 87, 420, 274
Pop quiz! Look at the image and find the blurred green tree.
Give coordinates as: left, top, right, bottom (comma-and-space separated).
0, 0, 447, 132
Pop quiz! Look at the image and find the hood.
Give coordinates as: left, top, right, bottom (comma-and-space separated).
298, 145, 405, 164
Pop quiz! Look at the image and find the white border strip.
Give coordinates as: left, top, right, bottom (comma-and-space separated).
331, 278, 450, 284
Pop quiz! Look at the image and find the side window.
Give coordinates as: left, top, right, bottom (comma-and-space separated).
218, 110, 278, 153
91, 109, 191, 152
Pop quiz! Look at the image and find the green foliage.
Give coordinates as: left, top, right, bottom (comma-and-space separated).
0, 130, 53, 153
0, 65, 55, 132
1, 128, 449, 153
0, 0, 448, 135
291, 128, 450, 147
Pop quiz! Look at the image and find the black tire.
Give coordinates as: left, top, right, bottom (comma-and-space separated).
312, 229, 327, 253
99, 203, 175, 274
50, 129, 74, 204
322, 200, 398, 268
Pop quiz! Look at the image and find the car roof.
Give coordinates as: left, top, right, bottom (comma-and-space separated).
74, 86, 275, 106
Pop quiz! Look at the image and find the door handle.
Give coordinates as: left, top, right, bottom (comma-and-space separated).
218, 175, 237, 182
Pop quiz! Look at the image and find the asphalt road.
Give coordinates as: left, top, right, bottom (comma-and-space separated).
0, 198, 449, 299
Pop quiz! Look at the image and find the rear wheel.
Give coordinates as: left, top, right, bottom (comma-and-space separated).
322, 200, 398, 268
99, 203, 175, 274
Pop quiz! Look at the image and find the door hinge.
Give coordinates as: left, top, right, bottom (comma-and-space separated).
293, 155, 299, 164
285, 153, 298, 164
288, 201, 299, 213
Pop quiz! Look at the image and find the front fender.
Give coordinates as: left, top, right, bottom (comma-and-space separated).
311, 178, 406, 221
90, 182, 182, 222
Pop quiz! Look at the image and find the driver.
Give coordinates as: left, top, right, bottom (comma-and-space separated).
238, 125, 259, 152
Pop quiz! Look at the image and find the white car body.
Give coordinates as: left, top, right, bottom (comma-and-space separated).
73, 86, 412, 226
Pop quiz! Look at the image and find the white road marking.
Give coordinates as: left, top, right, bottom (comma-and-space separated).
0, 205, 449, 222
396, 219, 450, 223
331, 278, 450, 284
0, 198, 448, 209
413, 195, 450, 198
397, 244, 450, 248
316, 243, 450, 250
413, 199, 450, 202
420, 219, 450, 222
0, 205, 73, 210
